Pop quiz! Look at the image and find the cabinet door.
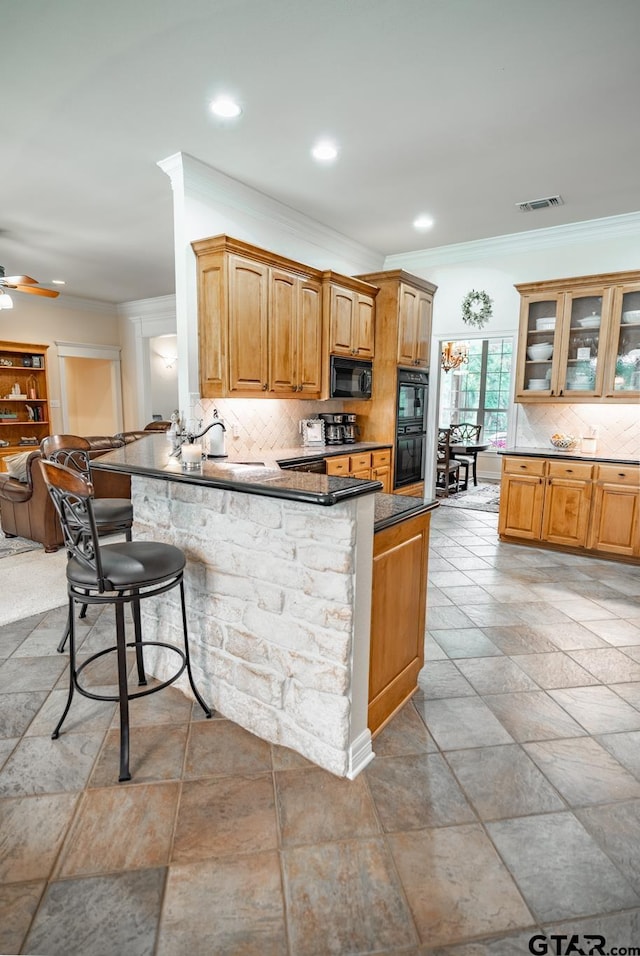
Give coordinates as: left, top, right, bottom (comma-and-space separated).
197, 253, 226, 398
498, 473, 545, 539
603, 282, 640, 399
414, 290, 433, 367
397, 284, 418, 365
354, 293, 375, 358
329, 286, 356, 355
228, 255, 269, 394
514, 293, 565, 401
588, 465, 640, 556
542, 477, 592, 547
269, 268, 298, 395
371, 464, 392, 493
556, 286, 612, 399
297, 278, 322, 397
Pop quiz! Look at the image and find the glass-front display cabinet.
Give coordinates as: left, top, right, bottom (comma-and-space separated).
515, 271, 640, 404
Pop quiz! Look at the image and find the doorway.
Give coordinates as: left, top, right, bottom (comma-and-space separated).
56, 341, 123, 435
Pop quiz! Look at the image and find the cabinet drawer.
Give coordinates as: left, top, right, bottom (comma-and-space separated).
503, 457, 546, 477
596, 464, 640, 486
350, 453, 372, 471
371, 449, 391, 468
325, 456, 350, 475
547, 461, 593, 480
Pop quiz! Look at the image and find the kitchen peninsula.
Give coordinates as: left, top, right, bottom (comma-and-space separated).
91, 434, 436, 778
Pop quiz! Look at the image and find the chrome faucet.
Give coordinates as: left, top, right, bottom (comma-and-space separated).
169, 414, 226, 457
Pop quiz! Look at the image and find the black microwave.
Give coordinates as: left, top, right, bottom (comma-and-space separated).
330, 355, 373, 400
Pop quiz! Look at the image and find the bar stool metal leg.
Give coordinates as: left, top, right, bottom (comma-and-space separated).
115, 601, 132, 782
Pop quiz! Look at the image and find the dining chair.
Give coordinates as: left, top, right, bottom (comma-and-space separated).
449, 422, 482, 487
38, 458, 211, 782
41, 435, 134, 652
436, 427, 462, 497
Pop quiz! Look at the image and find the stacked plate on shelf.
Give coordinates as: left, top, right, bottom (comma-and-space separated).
527, 378, 547, 391
535, 317, 555, 331
622, 310, 640, 324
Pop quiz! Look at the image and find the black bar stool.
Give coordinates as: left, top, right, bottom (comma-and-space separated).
38, 458, 211, 782
41, 436, 134, 653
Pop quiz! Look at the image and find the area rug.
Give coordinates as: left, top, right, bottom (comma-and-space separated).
0, 530, 42, 559
437, 481, 501, 513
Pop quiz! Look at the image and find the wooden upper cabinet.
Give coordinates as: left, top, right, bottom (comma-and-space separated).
357, 270, 436, 369
192, 235, 323, 399
514, 270, 640, 404
322, 272, 377, 359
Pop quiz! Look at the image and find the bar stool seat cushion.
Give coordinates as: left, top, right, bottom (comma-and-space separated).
92, 498, 134, 526
67, 541, 186, 590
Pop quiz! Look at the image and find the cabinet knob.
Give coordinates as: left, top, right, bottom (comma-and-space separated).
619, 472, 626, 478
262, 383, 268, 390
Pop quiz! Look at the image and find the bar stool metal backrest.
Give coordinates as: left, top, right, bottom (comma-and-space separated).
38, 458, 211, 781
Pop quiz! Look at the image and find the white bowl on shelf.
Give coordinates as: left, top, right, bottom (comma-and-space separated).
577, 315, 601, 328
527, 343, 553, 361
535, 317, 556, 331
622, 310, 640, 324
527, 379, 547, 390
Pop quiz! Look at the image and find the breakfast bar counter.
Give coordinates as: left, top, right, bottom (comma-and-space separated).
92, 435, 437, 777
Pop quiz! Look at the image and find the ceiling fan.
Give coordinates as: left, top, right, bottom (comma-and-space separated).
0, 265, 60, 308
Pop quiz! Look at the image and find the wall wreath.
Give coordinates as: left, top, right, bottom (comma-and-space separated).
461, 289, 493, 329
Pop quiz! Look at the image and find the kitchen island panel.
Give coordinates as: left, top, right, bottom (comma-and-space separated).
131, 474, 375, 778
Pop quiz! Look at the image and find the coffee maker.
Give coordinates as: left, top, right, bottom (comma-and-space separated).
342, 413, 358, 443
318, 412, 345, 445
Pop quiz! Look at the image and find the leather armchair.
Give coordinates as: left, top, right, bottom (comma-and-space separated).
0, 436, 130, 552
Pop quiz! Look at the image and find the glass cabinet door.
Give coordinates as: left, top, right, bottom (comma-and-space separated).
557, 288, 611, 398
606, 284, 640, 398
516, 294, 563, 400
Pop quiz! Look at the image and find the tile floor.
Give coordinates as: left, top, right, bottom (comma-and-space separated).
2, 505, 640, 954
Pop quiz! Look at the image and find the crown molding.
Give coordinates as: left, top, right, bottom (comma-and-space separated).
118, 294, 176, 321
384, 211, 640, 270
16, 292, 119, 315
158, 151, 382, 274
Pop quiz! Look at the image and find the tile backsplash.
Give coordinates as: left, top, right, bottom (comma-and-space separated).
516, 403, 640, 459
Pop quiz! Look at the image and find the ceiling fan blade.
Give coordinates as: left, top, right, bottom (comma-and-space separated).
2, 275, 38, 285
10, 283, 60, 298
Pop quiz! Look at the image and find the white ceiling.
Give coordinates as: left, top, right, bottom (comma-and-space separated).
2, 0, 640, 305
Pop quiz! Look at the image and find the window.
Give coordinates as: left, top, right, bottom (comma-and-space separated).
438, 337, 513, 448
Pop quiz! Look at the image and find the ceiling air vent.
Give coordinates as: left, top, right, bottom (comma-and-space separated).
516, 195, 564, 212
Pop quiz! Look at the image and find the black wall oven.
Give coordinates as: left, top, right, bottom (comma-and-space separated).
394, 368, 429, 489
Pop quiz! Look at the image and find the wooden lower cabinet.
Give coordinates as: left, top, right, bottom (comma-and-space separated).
499, 456, 639, 562
393, 482, 424, 498
369, 511, 430, 736
588, 464, 640, 557
325, 448, 392, 493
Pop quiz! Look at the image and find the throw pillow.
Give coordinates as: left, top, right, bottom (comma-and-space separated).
4, 451, 31, 482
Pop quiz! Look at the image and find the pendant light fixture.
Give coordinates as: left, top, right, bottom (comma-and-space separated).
441, 341, 469, 373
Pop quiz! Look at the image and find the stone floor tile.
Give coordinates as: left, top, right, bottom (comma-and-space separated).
549, 686, 640, 734
283, 838, 418, 955
55, 782, 180, 877
158, 853, 286, 956
542, 906, 640, 947
514, 652, 600, 689
483, 691, 587, 742
414, 660, 477, 699
611, 682, 640, 710
486, 812, 640, 923
480, 625, 558, 656
455, 657, 539, 695
458, 604, 530, 627
576, 799, 640, 894
0, 690, 48, 738
428, 570, 477, 589
423, 929, 539, 955
426, 586, 454, 608
89, 724, 189, 787
430, 628, 503, 659
437, 585, 498, 605
567, 647, 640, 683
24, 867, 166, 956
0, 880, 45, 956
623, 645, 640, 663
276, 765, 379, 846
109, 682, 195, 728
372, 700, 438, 757
365, 752, 475, 831
524, 737, 640, 807
270, 743, 315, 771
183, 717, 272, 778
388, 824, 533, 947
445, 744, 565, 820
26, 686, 116, 738
426, 605, 478, 630
0, 655, 67, 694
424, 633, 449, 659
0, 732, 103, 796
596, 730, 640, 780
0, 792, 79, 882
548, 598, 618, 623
582, 617, 640, 646
416, 696, 514, 750
527, 621, 608, 651
172, 774, 278, 863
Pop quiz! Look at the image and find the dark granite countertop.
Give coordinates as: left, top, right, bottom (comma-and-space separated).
274, 441, 392, 466
499, 446, 640, 466
374, 493, 438, 531
91, 434, 384, 507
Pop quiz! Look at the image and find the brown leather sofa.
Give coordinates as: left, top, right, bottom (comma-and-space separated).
0, 435, 133, 552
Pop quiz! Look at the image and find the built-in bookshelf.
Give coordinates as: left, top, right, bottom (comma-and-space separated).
0, 341, 50, 471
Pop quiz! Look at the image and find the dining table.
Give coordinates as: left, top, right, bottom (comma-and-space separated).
449, 441, 490, 487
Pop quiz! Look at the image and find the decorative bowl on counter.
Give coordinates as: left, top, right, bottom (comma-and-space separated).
527, 343, 553, 361
550, 433, 578, 449
622, 310, 640, 324
577, 315, 601, 329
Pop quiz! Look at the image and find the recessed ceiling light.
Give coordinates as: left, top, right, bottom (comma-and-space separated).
210, 96, 242, 119
413, 214, 434, 231
311, 139, 338, 163
51, 279, 66, 285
